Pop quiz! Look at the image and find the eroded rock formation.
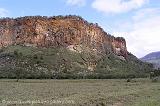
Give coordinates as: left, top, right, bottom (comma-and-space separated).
0, 15, 128, 57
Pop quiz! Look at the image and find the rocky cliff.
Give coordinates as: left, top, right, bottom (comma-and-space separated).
0, 15, 153, 79
0, 15, 127, 58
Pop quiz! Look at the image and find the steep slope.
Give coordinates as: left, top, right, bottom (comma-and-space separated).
0, 15, 153, 79
0, 16, 127, 57
0, 45, 152, 79
141, 51, 160, 69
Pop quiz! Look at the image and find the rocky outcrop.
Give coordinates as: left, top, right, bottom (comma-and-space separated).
0, 15, 128, 57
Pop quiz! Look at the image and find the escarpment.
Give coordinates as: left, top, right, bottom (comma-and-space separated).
0, 15, 128, 58
0, 16, 154, 79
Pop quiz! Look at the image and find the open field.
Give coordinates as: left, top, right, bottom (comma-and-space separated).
0, 78, 160, 106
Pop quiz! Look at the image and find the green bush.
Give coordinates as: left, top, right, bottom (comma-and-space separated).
0, 45, 153, 79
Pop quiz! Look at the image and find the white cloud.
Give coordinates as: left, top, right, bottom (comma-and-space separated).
92, 0, 148, 14
66, 0, 86, 6
113, 8, 160, 58
0, 8, 9, 17
133, 8, 160, 21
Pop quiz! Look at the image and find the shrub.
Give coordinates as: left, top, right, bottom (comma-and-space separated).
14, 50, 18, 56
33, 54, 38, 59
151, 77, 158, 82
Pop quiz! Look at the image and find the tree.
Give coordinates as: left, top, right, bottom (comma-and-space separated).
14, 50, 24, 82
150, 70, 160, 82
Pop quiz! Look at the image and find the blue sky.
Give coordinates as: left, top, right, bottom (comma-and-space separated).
0, 0, 160, 58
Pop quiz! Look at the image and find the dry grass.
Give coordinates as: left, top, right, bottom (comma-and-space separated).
0, 78, 160, 106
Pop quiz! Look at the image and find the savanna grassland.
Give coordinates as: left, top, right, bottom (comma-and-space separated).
0, 78, 160, 106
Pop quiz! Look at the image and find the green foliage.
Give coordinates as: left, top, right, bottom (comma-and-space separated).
151, 77, 158, 82
13, 50, 18, 56
95, 53, 152, 78
150, 69, 160, 82
33, 54, 38, 59
0, 45, 154, 79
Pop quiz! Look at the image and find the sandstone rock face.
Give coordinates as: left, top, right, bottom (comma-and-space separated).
0, 16, 128, 57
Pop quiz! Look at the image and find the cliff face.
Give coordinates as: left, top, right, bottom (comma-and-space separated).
0, 16, 154, 78
0, 16, 127, 57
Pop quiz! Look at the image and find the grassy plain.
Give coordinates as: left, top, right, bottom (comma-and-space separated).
0, 78, 160, 106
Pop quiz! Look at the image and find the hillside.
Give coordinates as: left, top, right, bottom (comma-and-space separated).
141, 51, 160, 69
0, 15, 153, 79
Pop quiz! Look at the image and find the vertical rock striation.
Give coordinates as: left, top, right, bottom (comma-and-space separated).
0, 15, 128, 57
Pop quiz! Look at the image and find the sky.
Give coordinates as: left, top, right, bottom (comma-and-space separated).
0, 0, 160, 58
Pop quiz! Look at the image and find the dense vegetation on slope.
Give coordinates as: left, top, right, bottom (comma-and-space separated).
0, 45, 153, 79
